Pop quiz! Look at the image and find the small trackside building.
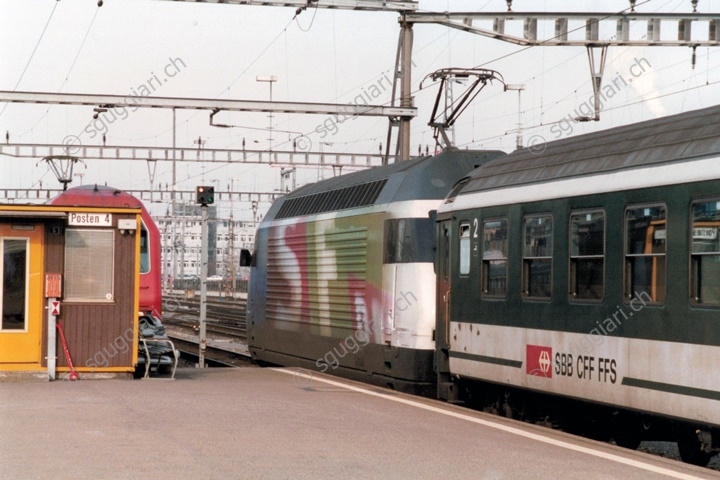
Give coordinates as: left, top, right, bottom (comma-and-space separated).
0, 203, 142, 380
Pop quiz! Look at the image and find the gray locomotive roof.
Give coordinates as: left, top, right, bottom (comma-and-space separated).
264, 148, 504, 221
285, 148, 503, 199
460, 104, 720, 194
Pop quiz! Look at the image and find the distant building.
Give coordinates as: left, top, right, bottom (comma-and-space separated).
155, 204, 256, 280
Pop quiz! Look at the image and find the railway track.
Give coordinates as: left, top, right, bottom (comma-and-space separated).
165, 317, 247, 342
168, 336, 255, 368
162, 295, 247, 325
161, 295, 251, 366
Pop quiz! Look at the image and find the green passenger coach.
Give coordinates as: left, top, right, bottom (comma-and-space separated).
435, 104, 720, 465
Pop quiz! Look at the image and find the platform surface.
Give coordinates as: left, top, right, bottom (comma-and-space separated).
0, 367, 717, 480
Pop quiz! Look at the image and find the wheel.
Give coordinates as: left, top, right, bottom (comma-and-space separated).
678, 433, 713, 467
613, 431, 642, 450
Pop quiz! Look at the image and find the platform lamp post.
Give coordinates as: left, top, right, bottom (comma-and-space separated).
43, 155, 85, 191
196, 185, 215, 368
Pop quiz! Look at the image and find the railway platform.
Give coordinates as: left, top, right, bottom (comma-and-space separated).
1, 367, 717, 480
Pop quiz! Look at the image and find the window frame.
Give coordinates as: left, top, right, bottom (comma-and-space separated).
139, 220, 151, 275
64, 228, 115, 303
459, 222, 471, 277
1, 237, 29, 331
522, 213, 553, 301
481, 217, 508, 299
568, 209, 606, 303
689, 198, 720, 307
383, 217, 436, 264
623, 203, 667, 305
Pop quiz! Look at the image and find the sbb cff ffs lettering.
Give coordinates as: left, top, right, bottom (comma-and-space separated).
196, 186, 214, 205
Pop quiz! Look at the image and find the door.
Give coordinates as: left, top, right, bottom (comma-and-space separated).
0, 224, 44, 365
382, 264, 397, 343
437, 220, 452, 349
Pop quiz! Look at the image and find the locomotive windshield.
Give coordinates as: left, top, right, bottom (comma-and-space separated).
383, 218, 435, 264
140, 222, 150, 274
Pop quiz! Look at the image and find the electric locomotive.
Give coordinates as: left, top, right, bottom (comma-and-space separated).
435, 104, 720, 465
245, 149, 503, 394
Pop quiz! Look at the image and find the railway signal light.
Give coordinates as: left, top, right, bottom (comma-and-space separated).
196, 186, 214, 205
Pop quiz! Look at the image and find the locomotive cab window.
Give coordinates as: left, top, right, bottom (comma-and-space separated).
384, 218, 435, 264
459, 223, 471, 276
691, 199, 720, 305
140, 221, 150, 274
624, 205, 666, 304
569, 211, 605, 301
523, 215, 553, 299
482, 219, 508, 297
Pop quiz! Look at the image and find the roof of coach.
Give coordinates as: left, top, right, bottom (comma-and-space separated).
459, 104, 720, 194
268, 148, 504, 220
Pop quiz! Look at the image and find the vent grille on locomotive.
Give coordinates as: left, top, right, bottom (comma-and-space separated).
276, 179, 387, 219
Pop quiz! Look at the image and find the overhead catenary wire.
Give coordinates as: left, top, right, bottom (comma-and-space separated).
0, 1, 60, 118
15, 4, 102, 138
6, 0, 718, 193
456, 77, 720, 151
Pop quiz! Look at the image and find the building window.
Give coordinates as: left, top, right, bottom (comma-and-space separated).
691, 199, 720, 305
570, 211, 605, 301
523, 215, 552, 299
482, 219, 508, 297
625, 204, 666, 303
459, 223, 471, 276
64, 229, 114, 301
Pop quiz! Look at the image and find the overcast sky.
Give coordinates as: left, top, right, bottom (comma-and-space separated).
1, 0, 719, 220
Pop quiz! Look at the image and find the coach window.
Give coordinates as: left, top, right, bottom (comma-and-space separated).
569, 211, 605, 301
625, 205, 666, 303
459, 223, 471, 276
482, 219, 508, 297
523, 215, 553, 299
64, 229, 114, 302
690, 199, 720, 305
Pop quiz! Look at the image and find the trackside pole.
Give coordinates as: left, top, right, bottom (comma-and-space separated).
47, 298, 57, 380
199, 203, 208, 367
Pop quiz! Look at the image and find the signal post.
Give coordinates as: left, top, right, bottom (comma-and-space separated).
195, 185, 214, 367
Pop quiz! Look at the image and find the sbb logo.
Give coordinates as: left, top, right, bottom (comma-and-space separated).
526, 344, 552, 379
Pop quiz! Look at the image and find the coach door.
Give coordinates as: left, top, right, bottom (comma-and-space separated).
0, 224, 44, 365
437, 220, 452, 348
